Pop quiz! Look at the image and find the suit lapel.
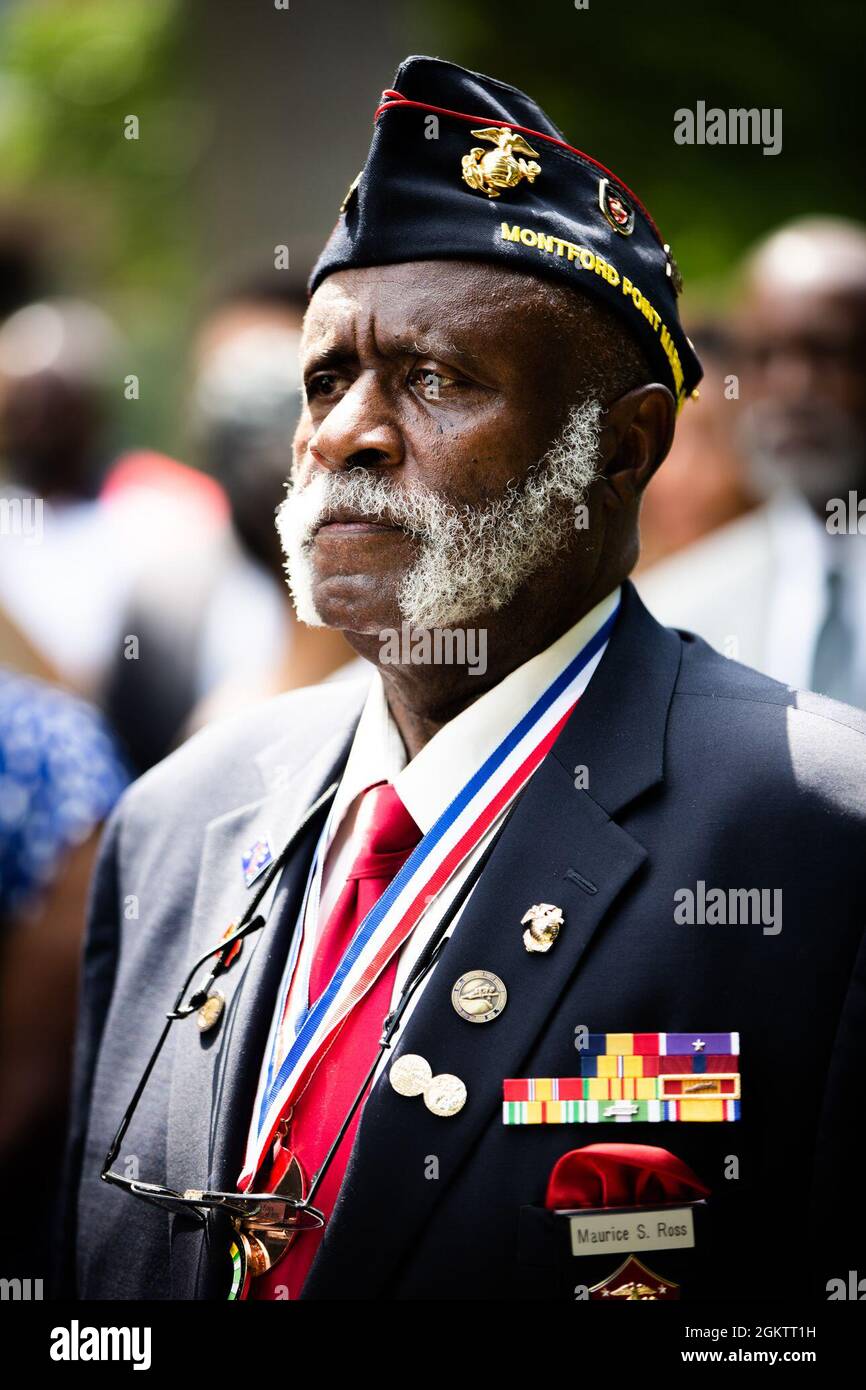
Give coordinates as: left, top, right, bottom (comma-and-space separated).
166, 701, 364, 1296
303, 584, 683, 1297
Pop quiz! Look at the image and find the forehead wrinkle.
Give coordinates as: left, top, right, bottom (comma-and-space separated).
381, 310, 499, 370
307, 262, 561, 373
304, 312, 475, 372
392, 332, 483, 372
409, 335, 460, 359
302, 309, 354, 360
301, 313, 369, 382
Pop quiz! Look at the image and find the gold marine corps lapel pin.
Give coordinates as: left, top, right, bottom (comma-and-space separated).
521, 902, 564, 953
461, 126, 541, 198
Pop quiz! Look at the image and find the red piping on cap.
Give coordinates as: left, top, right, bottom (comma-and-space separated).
373, 89, 663, 245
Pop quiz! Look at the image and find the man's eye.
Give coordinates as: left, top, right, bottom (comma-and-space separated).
306, 372, 341, 399
410, 366, 459, 400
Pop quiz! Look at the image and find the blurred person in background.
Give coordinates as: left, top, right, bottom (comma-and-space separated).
0, 296, 237, 770
0, 668, 128, 1284
635, 318, 766, 651
110, 279, 358, 752
635, 321, 759, 571
0, 298, 226, 701
0, 299, 125, 692
638, 218, 866, 705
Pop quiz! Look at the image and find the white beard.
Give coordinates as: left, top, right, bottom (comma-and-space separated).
276, 397, 602, 629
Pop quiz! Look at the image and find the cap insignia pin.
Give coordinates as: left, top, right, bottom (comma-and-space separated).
598, 177, 635, 235
461, 126, 541, 199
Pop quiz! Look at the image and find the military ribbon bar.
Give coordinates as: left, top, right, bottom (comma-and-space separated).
504, 1034, 742, 1124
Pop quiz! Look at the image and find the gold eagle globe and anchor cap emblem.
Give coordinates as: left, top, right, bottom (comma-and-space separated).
461, 126, 541, 199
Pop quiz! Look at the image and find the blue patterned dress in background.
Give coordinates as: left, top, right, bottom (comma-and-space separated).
0, 668, 130, 918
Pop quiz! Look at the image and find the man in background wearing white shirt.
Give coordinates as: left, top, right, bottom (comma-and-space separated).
638, 217, 866, 705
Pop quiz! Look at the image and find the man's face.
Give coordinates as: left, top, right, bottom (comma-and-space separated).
738, 285, 866, 502
278, 260, 603, 637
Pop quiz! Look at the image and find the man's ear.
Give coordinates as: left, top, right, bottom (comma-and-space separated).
598, 384, 676, 502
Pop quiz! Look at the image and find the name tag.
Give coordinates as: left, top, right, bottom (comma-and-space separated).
567, 1205, 696, 1257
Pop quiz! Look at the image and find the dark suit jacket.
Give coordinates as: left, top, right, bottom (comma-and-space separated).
58, 583, 866, 1300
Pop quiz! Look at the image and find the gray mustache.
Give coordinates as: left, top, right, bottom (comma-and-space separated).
299, 472, 440, 537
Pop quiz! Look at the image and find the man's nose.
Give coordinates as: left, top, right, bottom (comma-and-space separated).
309, 373, 403, 472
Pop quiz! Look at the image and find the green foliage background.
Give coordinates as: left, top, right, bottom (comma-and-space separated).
0, 0, 195, 451
414, 0, 866, 291
1, 0, 862, 451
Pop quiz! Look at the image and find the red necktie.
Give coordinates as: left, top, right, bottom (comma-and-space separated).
252, 782, 422, 1299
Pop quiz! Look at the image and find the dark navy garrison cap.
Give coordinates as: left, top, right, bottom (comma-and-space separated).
310, 55, 702, 408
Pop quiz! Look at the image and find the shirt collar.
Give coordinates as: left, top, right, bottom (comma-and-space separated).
331, 586, 621, 837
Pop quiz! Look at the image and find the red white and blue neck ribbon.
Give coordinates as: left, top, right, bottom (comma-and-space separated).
238, 600, 620, 1189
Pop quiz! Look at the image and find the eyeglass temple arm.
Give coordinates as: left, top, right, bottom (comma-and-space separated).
101, 782, 340, 1180
102, 1015, 174, 1176
102, 921, 270, 1175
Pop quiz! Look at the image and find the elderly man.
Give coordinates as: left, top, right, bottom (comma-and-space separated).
60, 58, 866, 1303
